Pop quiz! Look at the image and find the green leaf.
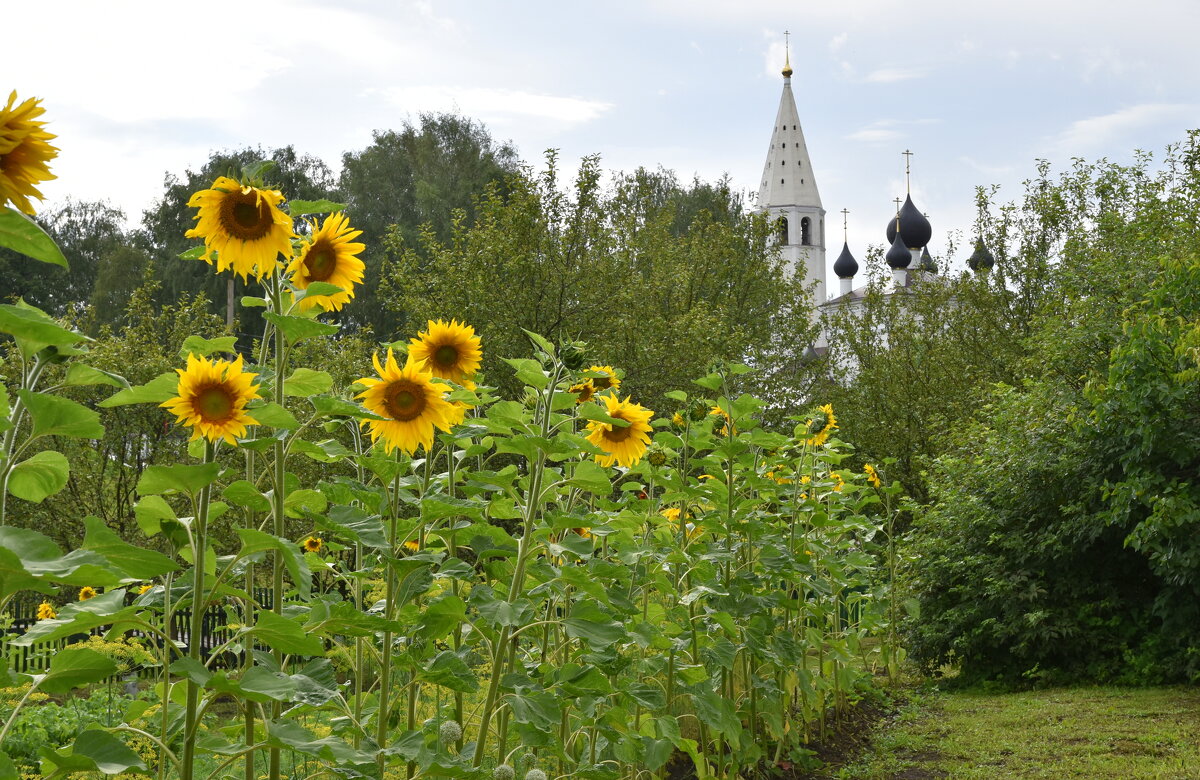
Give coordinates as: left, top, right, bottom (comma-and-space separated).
98, 371, 178, 407
577, 401, 631, 428
568, 460, 612, 494
18, 389, 104, 440
179, 335, 239, 359
82, 516, 179, 579
249, 609, 325, 657
7, 450, 69, 502
0, 526, 122, 596
237, 529, 311, 599
242, 159, 278, 181
317, 505, 387, 548
564, 602, 626, 649
39, 647, 119, 694
416, 594, 466, 641
420, 650, 479, 693
503, 357, 550, 389
0, 207, 67, 267
0, 302, 86, 356
251, 401, 299, 429
264, 720, 373, 767
136, 462, 221, 497
0, 751, 17, 780
297, 281, 344, 299
283, 368, 333, 397
63, 363, 126, 388
284, 488, 326, 518
223, 480, 271, 512
178, 245, 205, 260
241, 296, 268, 308
288, 199, 346, 216
263, 312, 338, 343
508, 690, 562, 728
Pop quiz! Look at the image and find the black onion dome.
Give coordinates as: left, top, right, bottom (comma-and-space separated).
919, 246, 938, 274
897, 195, 932, 249
832, 242, 859, 279
967, 239, 995, 271
886, 232, 912, 269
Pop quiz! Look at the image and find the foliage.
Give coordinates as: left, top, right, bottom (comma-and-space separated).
338, 113, 520, 336
904, 133, 1200, 683
384, 154, 814, 412
0, 687, 134, 771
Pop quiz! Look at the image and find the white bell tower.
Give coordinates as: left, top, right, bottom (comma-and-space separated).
756, 33, 827, 307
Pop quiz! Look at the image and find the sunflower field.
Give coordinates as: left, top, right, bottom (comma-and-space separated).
0, 91, 905, 779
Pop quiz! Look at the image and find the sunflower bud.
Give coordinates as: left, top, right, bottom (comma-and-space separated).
688, 401, 709, 422
493, 767, 516, 780
647, 446, 668, 467
560, 340, 588, 370
438, 720, 462, 746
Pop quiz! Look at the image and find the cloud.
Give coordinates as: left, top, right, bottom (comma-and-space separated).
863, 67, 928, 84
847, 128, 902, 143
374, 86, 614, 126
829, 33, 848, 52
1048, 103, 1199, 155
959, 156, 1014, 176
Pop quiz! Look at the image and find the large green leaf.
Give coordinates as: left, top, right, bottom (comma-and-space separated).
18, 390, 104, 440
264, 720, 373, 767
317, 505, 387, 548
263, 312, 338, 343
304, 598, 403, 637
41, 728, 148, 777
0, 527, 122, 599
250, 402, 299, 429
236, 529, 311, 599
6, 449, 69, 502
179, 335, 239, 359
283, 367, 333, 397
39, 647, 119, 694
419, 650, 479, 693
0, 302, 85, 355
136, 462, 221, 497
63, 363, 126, 388
249, 609, 325, 657
12, 594, 138, 646
287, 199, 346, 216
98, 371, 177, 407
82, 516, 179, 579
0, 207, 67, 267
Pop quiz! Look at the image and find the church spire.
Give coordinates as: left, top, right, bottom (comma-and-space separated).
782, 30, 793, 78
757, 42, 821, 211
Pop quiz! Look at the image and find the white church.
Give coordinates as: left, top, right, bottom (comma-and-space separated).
754, 46, 996, 349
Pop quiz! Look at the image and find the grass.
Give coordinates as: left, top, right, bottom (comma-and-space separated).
834, 684, 1200, 779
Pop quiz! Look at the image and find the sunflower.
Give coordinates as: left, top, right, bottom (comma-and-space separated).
78, 586, 97, 601
137, 584, 153, 596
864, 463, 882, 488
161, 354, 261, 445
408, 319, 483, 385
302, 536, 323, 553
710, 404, 736, 436
586, 366, 620, 392
0, 91, 58, 215
570, 379, 596, 404
185, 176, 294, 281
804, 404, 838, 448
660, 508, 701, 542
357, 349, 456, 454
831, 473, 845, 493
585, 394, 653, 468
403, 539, 420, 552
287, 212, 365, 312
36, 602, 56, 620
671, 411, 686, 427
572, 527, 593, 540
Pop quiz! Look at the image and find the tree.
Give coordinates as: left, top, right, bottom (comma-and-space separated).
383, 152, 812, 411
338, 113, 520, 337
0, 199, 128, 318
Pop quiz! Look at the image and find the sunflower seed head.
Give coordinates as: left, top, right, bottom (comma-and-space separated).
438, 720, 462, 745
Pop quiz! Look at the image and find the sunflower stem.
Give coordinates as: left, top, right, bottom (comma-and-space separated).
180, 440, 215, 780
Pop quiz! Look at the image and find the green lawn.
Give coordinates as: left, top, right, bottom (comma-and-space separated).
835, 685, 1200, 779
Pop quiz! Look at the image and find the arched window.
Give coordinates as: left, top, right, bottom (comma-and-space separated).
800, 217, 811, 246
778, 216, 789, 245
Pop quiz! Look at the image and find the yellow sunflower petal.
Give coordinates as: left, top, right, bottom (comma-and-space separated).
0, 91, 59, 215
185, 176, 295, 281
287, 212, 366, 312
585, 394, 654, 468
356, 349, 456, 454
161, 353, 262, 445
408, 319, 483, 385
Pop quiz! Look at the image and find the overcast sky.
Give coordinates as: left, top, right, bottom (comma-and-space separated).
11, 0, 1200, 274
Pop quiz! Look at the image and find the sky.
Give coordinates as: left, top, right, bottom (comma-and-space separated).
10, 0, 1200, 275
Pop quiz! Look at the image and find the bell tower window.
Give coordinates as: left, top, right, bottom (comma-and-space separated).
800, 217, 811, 246
778, 216, 789, 245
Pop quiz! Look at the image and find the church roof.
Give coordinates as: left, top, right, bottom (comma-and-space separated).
757, 73, 821, 210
